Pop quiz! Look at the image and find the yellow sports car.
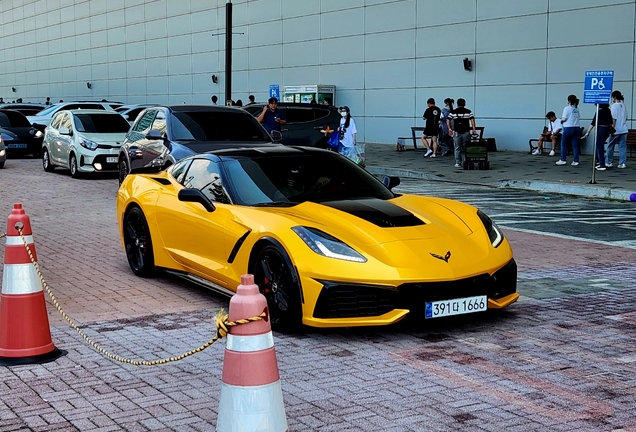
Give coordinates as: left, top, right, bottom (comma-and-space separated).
117, 146, 518, 331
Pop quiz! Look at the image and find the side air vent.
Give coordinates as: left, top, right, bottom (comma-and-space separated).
151, 178, 172, 185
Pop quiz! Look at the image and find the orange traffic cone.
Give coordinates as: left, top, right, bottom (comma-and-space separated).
0, 203, 65, 365
217, 274, 288, 432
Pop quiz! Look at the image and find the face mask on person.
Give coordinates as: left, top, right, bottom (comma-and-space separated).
341, 111, 347, 118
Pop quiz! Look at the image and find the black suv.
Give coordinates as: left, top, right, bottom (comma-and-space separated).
243, 103, 341, 148
118, 105, 281, 184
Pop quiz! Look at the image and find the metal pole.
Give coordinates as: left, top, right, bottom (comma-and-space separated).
589, 103, 599, 184
225, 0, 232, 105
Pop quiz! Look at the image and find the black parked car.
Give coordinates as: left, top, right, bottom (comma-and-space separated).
0, 103, 47, 116
0, 109, 45, 157
118, 105, 281, 184
243, 103, 341, 148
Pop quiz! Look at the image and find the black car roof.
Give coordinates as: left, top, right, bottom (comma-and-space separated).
164, 105, 247, 113
0, 109, 28, 116
203, 146, 328, 160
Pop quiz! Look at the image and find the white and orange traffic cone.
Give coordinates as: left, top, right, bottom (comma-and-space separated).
0, 203, 65, 366
217, 274, 288, 432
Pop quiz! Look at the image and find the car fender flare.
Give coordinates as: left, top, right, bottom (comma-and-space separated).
248, 237, 304, 304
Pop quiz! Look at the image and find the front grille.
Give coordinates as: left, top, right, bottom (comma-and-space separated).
312, 259, 517, 319
313, 281, 398, 319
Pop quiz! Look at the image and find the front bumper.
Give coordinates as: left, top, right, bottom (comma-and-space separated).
302, 258, 518, 328
78, 151, 120, 172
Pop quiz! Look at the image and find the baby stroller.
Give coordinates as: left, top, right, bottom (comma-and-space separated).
462, 127, 489, 170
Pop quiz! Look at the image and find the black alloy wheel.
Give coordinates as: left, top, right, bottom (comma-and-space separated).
123, 207, 155, 277
69, 153, 80, 178
253, 245, 301, 332
118, 157, 128, 185
42, 148, 55, 172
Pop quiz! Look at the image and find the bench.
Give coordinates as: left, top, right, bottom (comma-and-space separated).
396, 126, 425, 151
529, 127, 585, 155
627, 129, 636, 159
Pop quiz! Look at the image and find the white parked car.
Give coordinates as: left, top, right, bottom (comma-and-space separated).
0, 135, 6, 168
27, 101, 120, 128
42, 110, 130, 178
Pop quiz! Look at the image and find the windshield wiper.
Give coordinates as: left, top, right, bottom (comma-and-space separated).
251, 201, 298, 207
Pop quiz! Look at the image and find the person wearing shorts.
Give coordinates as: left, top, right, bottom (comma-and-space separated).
421, 98, 441, 158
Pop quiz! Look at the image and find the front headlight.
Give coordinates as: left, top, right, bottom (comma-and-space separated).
79, 138, 99, 150
0, 150, 5, 157
34, 130, 44, 138
292, 226, 367, 263
477, 210, 503, 248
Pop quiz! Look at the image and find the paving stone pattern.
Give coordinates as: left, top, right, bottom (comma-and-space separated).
1, 159, 636, 431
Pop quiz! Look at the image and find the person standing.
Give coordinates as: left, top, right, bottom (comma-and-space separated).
246, 95, 256, 105
447, 98, 477, 168
606, 90, 628, 168
0, 97, 4, 103
211, 95, 218, 105
556, 94, 581, 166
45, 97, 51, 105
583, 104, 612, 170
257, 97, 286, 134
438, 98, 454, 156
421, 98, 441, 158
336, 106, 358, 162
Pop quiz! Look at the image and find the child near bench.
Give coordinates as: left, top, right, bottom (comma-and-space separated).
533, 111, 562, 156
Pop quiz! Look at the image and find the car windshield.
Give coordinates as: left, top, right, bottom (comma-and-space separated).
222, 152, 394, 206
73, 113, 130, 133
0, 111, 30, 127
34, 105, 61, 116
171, 111, 270, 142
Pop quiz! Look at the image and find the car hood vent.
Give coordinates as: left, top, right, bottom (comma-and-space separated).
151, 177, 171, 185
320, 198, 425, 228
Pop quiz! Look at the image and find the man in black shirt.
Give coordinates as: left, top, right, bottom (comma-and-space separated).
447, 98, 477, 168
421, 98, 441, 157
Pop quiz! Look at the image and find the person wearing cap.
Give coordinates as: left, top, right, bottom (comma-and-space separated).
336, 106, 358, 161
258, 97, 286, 134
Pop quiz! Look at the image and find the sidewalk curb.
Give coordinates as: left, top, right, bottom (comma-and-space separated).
367, 166, 635, 202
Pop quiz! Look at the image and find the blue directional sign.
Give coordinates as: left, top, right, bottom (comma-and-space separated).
269, 84, 279, 100
583, 70, 613, 104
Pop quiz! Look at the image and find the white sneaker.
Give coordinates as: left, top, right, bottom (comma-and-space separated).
532, 150, 541, 155
606, 163, 613, 168
454, 163, 462, 168
424, 149, 433, 157
618, 163, 627, 169
556, 160, 567, 165
430, 153, 436, 158
549, 150, 555, 156
571, 161, 579, 166
595, 166, 606, 171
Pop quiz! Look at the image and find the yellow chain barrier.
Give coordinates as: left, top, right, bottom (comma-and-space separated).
3, 228, 266, 366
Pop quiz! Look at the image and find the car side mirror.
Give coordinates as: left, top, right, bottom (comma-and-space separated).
146, 129, 164, 140
270, 130, 282, 142
58, 127, 72, 136
382, 176, 400, 190
178, 188, 216, 212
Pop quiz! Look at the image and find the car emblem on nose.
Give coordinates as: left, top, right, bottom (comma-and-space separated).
430, 251, 451, 263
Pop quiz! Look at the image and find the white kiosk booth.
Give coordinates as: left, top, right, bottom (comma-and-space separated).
282, 85, 336, 106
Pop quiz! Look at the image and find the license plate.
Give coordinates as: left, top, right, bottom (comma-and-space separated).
7, 143, 27, 149
106, 157, 118, 163
425, 295, 487, 319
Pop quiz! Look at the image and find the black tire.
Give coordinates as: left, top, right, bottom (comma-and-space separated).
42, 148, 55, 172
0, 161, 4, 169
123, 207, 155, 277
118, 156, 129, 185
69, 153, 80, 178
252, 245, 302, 332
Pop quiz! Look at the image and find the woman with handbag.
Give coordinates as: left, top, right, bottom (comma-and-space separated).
583, 103, 612, 170
335, 106, 359, 163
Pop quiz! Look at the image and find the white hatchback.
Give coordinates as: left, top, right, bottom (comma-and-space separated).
42, 110, 130, 178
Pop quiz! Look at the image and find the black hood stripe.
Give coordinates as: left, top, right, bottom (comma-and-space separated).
321, 198, 424, 227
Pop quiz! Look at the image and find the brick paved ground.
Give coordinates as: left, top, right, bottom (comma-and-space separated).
1, 159, 636, 431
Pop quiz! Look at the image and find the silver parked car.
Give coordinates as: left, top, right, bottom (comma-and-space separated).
0, 134, 6, 168
42, 110, 130, 178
